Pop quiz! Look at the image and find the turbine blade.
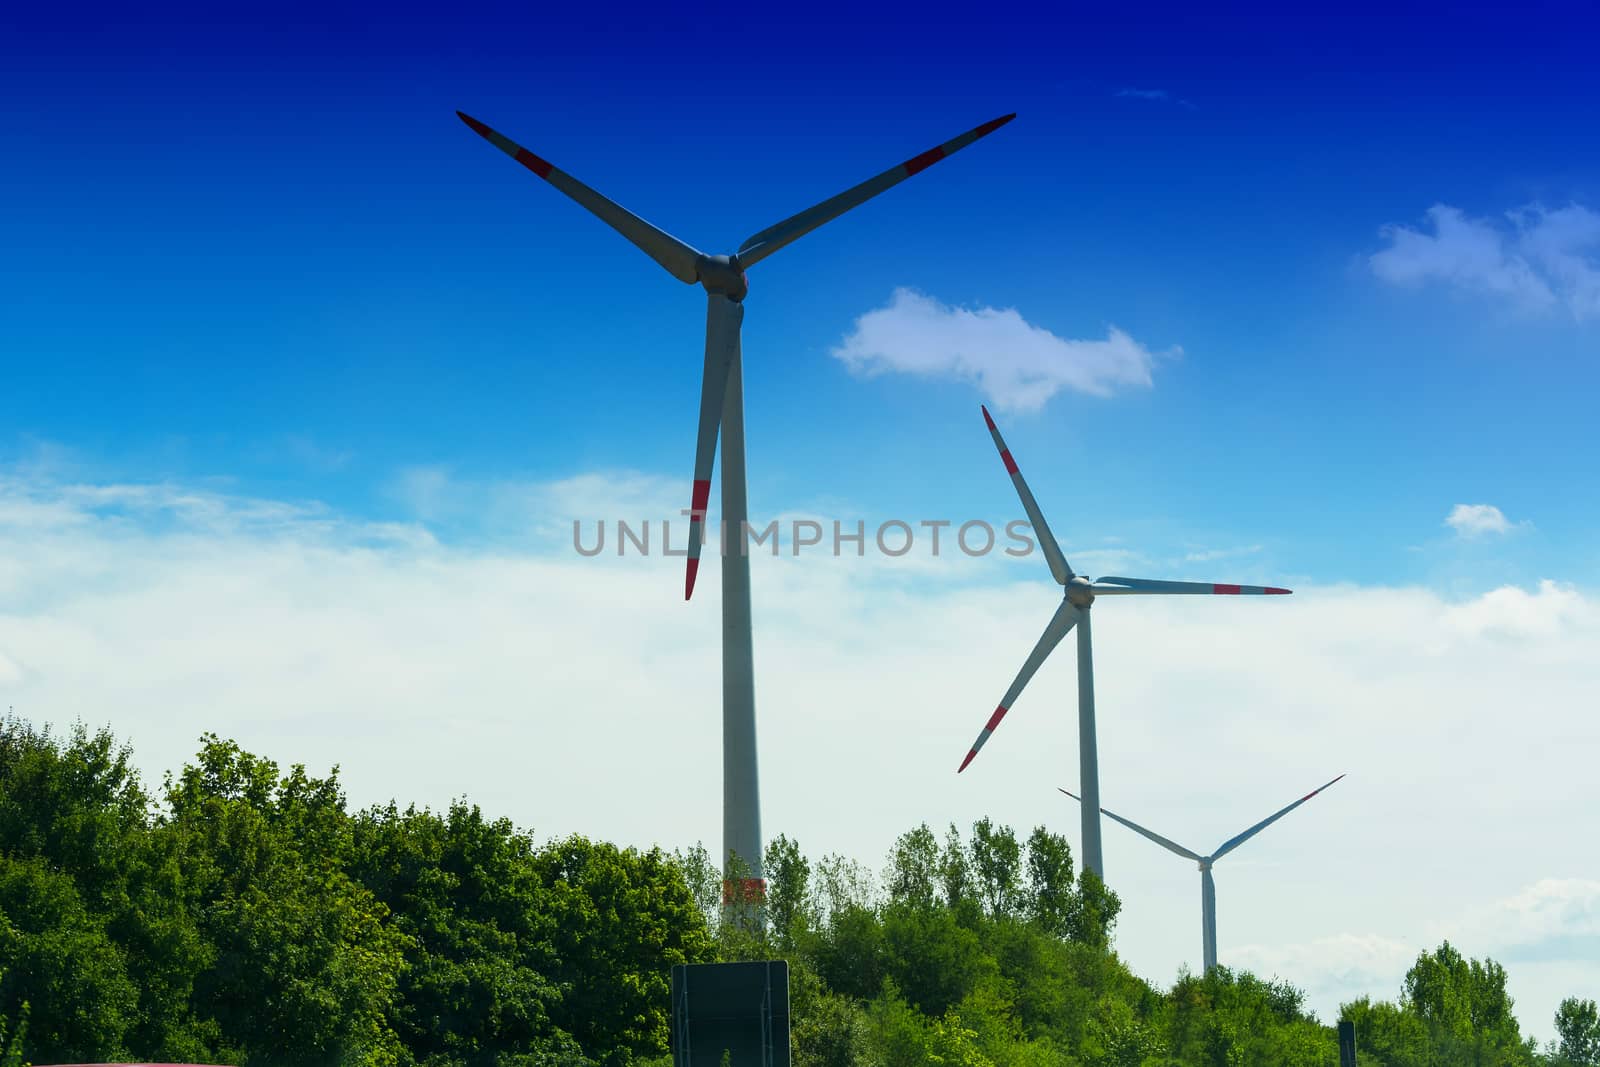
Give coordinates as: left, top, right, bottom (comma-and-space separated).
1212, 773, 1346, 860
684, 294, 745, 600
1090, 577, 1292, 596
457, 111, 703, 285
736, 114, 1015, 268
981, 406, 1072, 585
1057, 788, 1203, 862
958, 600, 1078, 772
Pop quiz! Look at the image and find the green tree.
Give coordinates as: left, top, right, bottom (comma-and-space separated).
763, 834, 815, 949
1021, 827, 1075, 939
671, 842, 723, 929
164, 736, 408, 1067
969, 819, 1022, 921
939, 823, 974, 914
0, 969, 27, 1067
531, 835, 713, 1064
884, 824, 941, 910
813, 853, 876, 924
1162, 966, 1332, 1067
0, 854, 138, 1062
0, 717, 215, 1059
1067, 868, 1119, 950
880, 902, 995, 1017
350, 800, 582, 1066
1341, 995, 1431, 1067
787, 963, 870, 1067
1402, 941, 1534, 1062
1554, 997, 1600, 1066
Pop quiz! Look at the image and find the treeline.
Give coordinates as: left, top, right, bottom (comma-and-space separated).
0, 717, 1595, 1067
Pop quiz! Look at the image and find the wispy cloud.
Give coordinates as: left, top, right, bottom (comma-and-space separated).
1445, 879, 1600, 965
282, 434, 353, 473
832, 288, 1171, 412
1445, 503, 1526, 538
1115, 87, 1197, 110
4, 465, 1600, 1039
1183, 544, 1263, 564
1371, 202, 1600, 320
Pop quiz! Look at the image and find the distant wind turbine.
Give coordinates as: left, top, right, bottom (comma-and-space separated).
457, 109, 1014, 918
957, 405, 1293, 880
1059, 774, 1345, 972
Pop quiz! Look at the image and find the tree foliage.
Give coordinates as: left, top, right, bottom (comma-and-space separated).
1553, 997, 1600, 1066
0, 715, 1585, 1067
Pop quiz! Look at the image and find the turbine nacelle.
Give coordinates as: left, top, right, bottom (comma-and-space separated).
696, 254, 748, 301
961, 405, 1297, 880
1059, 775, 1345, 972
457, 106, 1016, 930
456, 106, 1015, 602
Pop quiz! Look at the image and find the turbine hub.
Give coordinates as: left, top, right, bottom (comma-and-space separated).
698, 254, 748, 301
1066, 575, 1095, 608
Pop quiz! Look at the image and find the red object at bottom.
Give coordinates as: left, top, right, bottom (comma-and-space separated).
721, 877, 768, 905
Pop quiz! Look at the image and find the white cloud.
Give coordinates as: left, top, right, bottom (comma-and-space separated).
1446, 879, 1600, 964
1231, 933, 1418, 1008
1371, 202, 1600, 320
2, 467, 1598, 1039
1443, 579, 1592, 641
831, 288, 1169, 412
1237, 882, 1600, 1038
1445, 502, 1522, 537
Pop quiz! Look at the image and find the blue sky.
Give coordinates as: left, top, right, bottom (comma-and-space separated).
5, 5, 1597, 586
4, 2, 1600, 1036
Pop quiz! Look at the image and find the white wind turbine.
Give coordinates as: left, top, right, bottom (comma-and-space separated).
957, 405, 1293, 880
1058, 774, 1345, 972
458, 109, 1014, 913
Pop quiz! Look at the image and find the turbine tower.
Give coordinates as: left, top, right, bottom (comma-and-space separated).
458, 110, 1014, 917
1059, 774, 1345, 972
957, 406, 1293, 880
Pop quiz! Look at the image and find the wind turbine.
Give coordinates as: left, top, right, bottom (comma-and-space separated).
1058, 774, 1345, 972
457, 109, 1014, 914
957, 405, 1292, 880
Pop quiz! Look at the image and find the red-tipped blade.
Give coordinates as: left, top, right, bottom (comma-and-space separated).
1090, 577, 1294, 596
737, 113, 1016, 269
685, 294, 742, 602
455, 110, 703, 285
980, 406, 1072, 586
1211, 772, 1346, 860
957, 600, 1078, 772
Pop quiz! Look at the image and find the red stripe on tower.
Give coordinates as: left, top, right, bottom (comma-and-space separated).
1214, 584, 1242, 595
903, 146, 947, 176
